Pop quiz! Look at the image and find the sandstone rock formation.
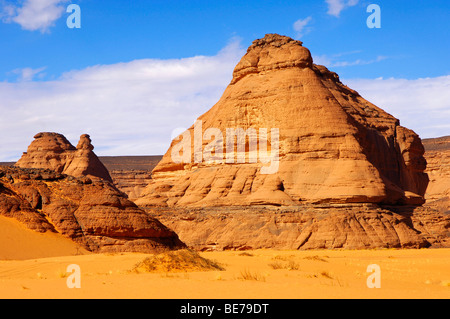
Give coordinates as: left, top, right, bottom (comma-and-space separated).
136, 34, 429, 208
16, 132, 113, 183
0, 166, 185, 253
422, 136, 450, 214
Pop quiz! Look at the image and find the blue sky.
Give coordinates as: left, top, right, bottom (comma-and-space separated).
0, 0, 449, 160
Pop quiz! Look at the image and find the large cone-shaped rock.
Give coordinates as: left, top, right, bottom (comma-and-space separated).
137, 34, 428, 208
16, 132, 113, 183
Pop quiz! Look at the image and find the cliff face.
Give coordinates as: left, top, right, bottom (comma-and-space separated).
0, 166, 185, 253
422, 136, 450, 214
136, 34, 429, 208
149, 205, 436, 251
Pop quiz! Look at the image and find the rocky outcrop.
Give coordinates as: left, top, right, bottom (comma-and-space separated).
16, 132, 113, 183
136, 34, 429, 208
0, 166, 185, 253
148, 205, 449, 250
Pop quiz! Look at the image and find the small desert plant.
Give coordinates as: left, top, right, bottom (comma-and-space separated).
320, 271, 333, 279
268, 260, 300, 271
268, 261, 284, 270
273, 254, 295, 261
238, 269, 266, 282
238, 252, 254, 257
133, 249, 225, 273
303, 255, 329, 263
286, 260, 300, 270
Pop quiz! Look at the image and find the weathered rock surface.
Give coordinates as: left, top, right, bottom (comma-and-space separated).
0, 166, 185, 253
137, 34, 428, 208
422, 136, 450, 214
16, 132, 113, 183
148, 204, 449, 250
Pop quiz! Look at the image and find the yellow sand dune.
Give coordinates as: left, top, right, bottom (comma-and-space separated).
0, 215, 88, 260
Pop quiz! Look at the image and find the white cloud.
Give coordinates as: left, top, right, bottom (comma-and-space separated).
11, 66, 47, 81
1, 0, 68, 32
325, 0, 359, 17
332, 55, 387, 67
293, 16, 312, 38
344, 76, 450, 139
0, 38, 245, 161
313, 53, 387, 68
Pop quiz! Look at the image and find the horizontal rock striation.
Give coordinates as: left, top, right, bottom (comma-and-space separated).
148, 204, 449, 250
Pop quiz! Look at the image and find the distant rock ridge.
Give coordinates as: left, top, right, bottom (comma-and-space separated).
16, 132, 113, 183
136, 33, 429, 208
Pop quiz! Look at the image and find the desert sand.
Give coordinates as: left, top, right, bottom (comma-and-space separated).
0, 215, 89, 260
0, 228, 448, 299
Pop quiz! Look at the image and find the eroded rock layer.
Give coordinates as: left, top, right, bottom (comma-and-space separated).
137, 34, 428, 208
148, 205, 449, 250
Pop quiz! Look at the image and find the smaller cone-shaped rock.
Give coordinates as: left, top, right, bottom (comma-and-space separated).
16, 132, 113, 183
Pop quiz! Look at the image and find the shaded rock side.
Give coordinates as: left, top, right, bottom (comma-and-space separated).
137, 34, 428, 208
0, 166, 185, 253
423, 136, 450, 214
16, 132, 113, 183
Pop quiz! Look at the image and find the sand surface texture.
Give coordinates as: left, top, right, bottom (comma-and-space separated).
0, 244, 448, 299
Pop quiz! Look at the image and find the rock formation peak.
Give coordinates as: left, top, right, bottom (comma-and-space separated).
248, 33, 303, 49
76, 134, 94, 151
231, 33, 312, 85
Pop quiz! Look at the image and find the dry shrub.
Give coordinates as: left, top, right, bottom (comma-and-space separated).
238, 252, 254, 257
286, 260, 300, 270
320, 271, 333, 279
268, 261, 283, 270
133, 249, 225, 273
303, 255, 329, 262
268, 260, 300, 271
273, 254, 295, 261
238, 269, 266, 282
269, 255, 300, 270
